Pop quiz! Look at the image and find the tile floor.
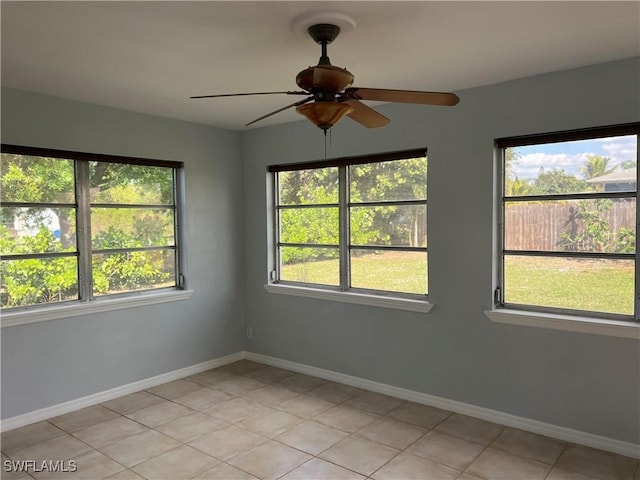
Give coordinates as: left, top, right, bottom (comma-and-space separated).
2, 360, 639, 480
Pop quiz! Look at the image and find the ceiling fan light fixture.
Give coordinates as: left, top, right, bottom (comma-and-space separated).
296, 102, 354, 131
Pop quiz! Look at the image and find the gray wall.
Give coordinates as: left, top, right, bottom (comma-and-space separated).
2, 58, 639, 445
1, 88, 245, 419
241, 58, 640, 444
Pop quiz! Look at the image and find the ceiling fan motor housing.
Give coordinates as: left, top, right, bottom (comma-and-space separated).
296, 65, 354, 95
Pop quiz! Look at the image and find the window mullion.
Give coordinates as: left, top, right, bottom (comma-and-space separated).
339, 165, 350, 291
635, 158, 640, 322
75, 160, 93, 301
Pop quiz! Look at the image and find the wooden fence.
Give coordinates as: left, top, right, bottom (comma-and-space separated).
504, 199, 635, 251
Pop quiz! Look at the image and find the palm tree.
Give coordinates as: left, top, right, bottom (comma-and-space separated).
579, 154, 616, 180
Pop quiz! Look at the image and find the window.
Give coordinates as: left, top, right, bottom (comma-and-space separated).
495, 124, 638, 321
1, 145, 184, 312
270, 149, 428, 299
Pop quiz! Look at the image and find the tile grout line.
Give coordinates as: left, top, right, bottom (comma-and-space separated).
3, 362, 638, 480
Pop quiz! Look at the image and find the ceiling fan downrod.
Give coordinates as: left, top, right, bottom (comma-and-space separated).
307, 23, 341, 65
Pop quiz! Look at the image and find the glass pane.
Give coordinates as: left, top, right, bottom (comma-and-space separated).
1, 153, 75, 203
1, 207, 77, 255
351, 204, 426, 247
89, 162, 174, 205
350, 250, 427, 295
279, 207, 338, 245
93, 250, 175, 296
1, 257, 78, 307
278, 168, 338, 205
505, 198, 635, 253
279, 246, 339, 285
504, 256, 634, 315
91, 208, 175, 249
350, 157, 427, 202
505, 135, 637, 196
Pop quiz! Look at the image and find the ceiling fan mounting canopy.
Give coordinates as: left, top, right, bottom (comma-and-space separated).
191, 17, 460, 131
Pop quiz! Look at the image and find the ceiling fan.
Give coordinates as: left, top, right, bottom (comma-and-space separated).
191, 23, 460, 131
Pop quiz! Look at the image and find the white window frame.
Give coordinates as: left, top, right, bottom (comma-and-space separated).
266, 149, 432, 313
1, 144, 190, 326
487, 123, 640, 339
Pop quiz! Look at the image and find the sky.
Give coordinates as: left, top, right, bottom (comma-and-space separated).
509, 135, 637, 180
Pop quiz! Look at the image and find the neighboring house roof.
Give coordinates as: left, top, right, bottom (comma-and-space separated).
586, 167, 637, 184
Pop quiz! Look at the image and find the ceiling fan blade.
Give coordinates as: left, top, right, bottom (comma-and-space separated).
342, 100, 390, 128
345, 88, 460, 106
245, 96, 314, 127
191, 91, 308, 99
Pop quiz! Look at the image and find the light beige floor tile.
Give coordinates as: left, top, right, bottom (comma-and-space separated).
32, 449, 125, 480
356, 417, 427, 450
277, 373, 328, 393
275, 420, 348, 455
125, 400, 191, 427
193, 462, 259, 479
386, 401, 451, 429
371, 451, 459, 480
99, 430, 180, 468
171, 387, 233, 410
346, 391, 404, 415
104, 470, 146, 480
320, 436, 400, 476
101, 391, 165, 415
188, 425, 266, 461
73, 416, 148, 449
227, 440, 311, 480
314, 405, 379, 433
546, 467, 601, 480
246, 366, 295, 384
466, 447, 551, 480
457, 473, 488, 480
203, 398, 269, 423
491, 427, 565, 464
215, 377, 265, 395
406, 429, 484, 470
219, 360, 267, 376
244, 385, 299, 406
49, 406, 120, 433
434, 413, 503, 445
1, 422, 66, 453
154, 412, 228, 443
185, 369, 237, 387
280, 457, 366, 480
9, 434, 92, 462
276, 394, 336, 418
308, 382, 362, 403
1, 453, 33, 480
236, 407, 301, 438
132, 445, 219, 479
146, 379, 202, 399
555, 444, 638, 480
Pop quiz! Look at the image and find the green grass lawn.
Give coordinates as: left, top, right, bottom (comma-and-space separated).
281, 251, 427, 294
504, 256, 634, 315
281, 253, 633, 315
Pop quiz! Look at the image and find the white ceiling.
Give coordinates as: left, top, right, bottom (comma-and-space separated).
2, 1, 638, 131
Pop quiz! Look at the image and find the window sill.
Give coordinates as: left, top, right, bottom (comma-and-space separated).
1, 289, 194, 328
264, 283, 433, 313
485, 308, 640, 339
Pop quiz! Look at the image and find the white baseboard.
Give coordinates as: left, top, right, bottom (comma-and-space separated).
245, 352, 640, 460
0, 351, 244, 433
3, 350, 638, 460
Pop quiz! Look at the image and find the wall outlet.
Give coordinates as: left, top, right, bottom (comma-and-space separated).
245, 326, 253, 339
